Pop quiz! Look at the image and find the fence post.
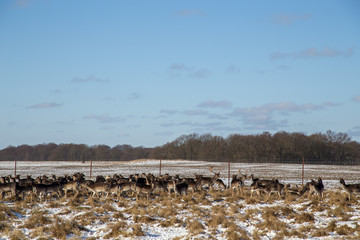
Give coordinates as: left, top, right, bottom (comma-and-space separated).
302, 156, 304, 186
159, 159, 162, 176
228, 158, 231, 188
90, 160, 93, 180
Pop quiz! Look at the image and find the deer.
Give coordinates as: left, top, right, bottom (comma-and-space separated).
250, 179, 282, 199
62, 181, 80, 197
300, 177, 324, 200
173, 181, 188, 197
85, 182, 110, 198
284, 184, 301, 196
195, 166, 220, 191
135, 178, 155, 201
339, 178, 360, 201
0, 182, 17, 199
262, 180, 284, 200
32, 182, 63, 201
106, 183, 121, 200
231, 171, 247, 196
118, 181, 137, 197
251, 174, 274, 186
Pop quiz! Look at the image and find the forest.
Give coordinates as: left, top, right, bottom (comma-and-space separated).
0, 130, 359, 165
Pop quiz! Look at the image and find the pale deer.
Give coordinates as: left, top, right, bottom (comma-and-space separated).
62, 181, 80, 197
106, 183, 121, 200
86, 182, 110, 198
231, 173, 247, 196
339, 178, 360, 201
118, 181, 136, 197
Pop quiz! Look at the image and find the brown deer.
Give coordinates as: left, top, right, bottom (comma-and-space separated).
340, 178, 360, 201
85, 182, 110, 198
231, 172, 247, 196
32, 182, 63, 201
135, 179, 155, 201
195, 166, 220, 191
300, 178, 324, 200
0, 182, 16, 199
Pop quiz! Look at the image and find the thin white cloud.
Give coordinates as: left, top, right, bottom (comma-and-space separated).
169, 63, 193, 71
271, 47, 354, 60
71, 75, 110, 83
347, 126, 360, 138
160, 109, 178, 115
351, 95, 360, 102
15, 0, 31, 7
190, 69, 211, 79
182, 109, 208, 116
176, 9, 204, 17
154, 131, 173, 136
83, 114, 125, 123
128, 92, 142, 100
226, 65, 241, 74
27, 102, 63, 109
231, 101, 336, 130
168, 63, 211, 79
271, 13, 312, 26
50, 89, 62, 94
197, 100, 233, 109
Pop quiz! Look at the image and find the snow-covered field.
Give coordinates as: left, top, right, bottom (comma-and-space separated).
1, 160, 360, 239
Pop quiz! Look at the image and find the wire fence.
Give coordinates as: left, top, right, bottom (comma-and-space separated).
1, 160, 360, 189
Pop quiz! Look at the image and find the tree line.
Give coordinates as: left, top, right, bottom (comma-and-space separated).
1, 130, 359, 165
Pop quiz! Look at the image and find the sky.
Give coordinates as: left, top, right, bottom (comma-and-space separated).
1, 0, 360, 149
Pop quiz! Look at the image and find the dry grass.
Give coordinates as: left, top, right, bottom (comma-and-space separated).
21, 210, 52, 229
1, 182, 360, 240
131, 224, 145, 237
50, 218, 78, 240
186, 219, 205, 235
104, 221, 128, 239
9, 229, 27, 240
294, 212, 315, 223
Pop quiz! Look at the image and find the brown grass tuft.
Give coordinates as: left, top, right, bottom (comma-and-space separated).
49, 218, 78, 240
104, 221, 128, 239
226, 224, 250, 240
9, 229, 27, 240
131, 224, 145, 236
294, 212, 315, 223
22, 210, 52, 229
186, 219, 205, 235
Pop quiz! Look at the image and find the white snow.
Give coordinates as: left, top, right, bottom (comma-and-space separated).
0, 160, 360, 239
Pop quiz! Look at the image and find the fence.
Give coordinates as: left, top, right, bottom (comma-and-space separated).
1, 160, 360, 187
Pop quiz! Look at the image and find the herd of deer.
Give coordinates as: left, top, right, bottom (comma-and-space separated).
0, 166, 359, 202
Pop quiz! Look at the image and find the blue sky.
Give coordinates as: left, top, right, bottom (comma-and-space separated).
1, 0, 359, 149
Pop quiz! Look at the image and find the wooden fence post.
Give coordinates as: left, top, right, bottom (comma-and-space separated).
90, 160, 93, 180
302, 156, 305, 186
228, 158, 231, 188
159, 159, 162, 176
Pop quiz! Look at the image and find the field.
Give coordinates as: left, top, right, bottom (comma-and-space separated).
0, 160, 360, 240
